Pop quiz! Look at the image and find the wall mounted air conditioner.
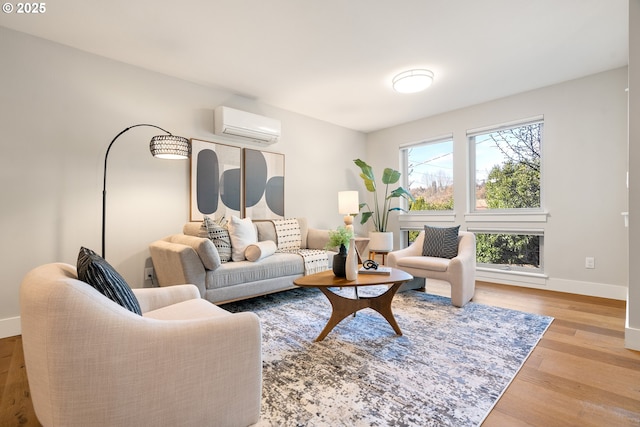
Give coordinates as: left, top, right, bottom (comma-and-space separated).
214, 106, 281, 144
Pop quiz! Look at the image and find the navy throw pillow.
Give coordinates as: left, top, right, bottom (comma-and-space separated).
77, 247, 142, 315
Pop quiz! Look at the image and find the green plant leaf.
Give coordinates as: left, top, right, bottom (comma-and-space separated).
389, 187, 415, 201
359, 173, 376, 192
359, 211, 373, 225
381, 168, 401, 185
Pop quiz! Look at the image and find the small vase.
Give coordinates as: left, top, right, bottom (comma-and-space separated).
332, 244, 347, 277
345, 238, 358, 281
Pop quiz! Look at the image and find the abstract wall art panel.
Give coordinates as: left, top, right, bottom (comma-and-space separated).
243, 148, 284, 219
190, 139, 242, 221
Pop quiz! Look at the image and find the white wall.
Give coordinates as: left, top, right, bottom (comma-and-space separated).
627, 0, 640, 350
365, 67, 629, 299
0, 27, 366, 338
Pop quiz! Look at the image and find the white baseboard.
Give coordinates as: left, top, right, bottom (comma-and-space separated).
476, 271, 627, 301
626, 301, 640, 351
0, 316, 21, 339
548, 278, 627, 300
625, 324, 640, 351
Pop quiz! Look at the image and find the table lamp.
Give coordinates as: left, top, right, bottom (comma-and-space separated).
338, 191, 359, 232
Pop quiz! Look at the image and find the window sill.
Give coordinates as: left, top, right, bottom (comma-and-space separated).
476, 267, 547, 286
465, 211, 549, 223
399, 212, 456, 230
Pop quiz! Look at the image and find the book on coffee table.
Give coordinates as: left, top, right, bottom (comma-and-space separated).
358, 266, 392, 275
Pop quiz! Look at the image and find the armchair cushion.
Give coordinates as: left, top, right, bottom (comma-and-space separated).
76, 246, 142, 315
395, 255, 450, 272
422, 225, 460, 259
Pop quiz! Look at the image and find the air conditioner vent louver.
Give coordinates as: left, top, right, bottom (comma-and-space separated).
214, 106, 281, 144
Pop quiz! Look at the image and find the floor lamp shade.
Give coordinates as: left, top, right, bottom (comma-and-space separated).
150, 134, 191, 159
102, 124, 190, 258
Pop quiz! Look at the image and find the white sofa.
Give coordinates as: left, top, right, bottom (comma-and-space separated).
388, 230, 476, 307
20, 262, 262, 427
149, 218, 334, 304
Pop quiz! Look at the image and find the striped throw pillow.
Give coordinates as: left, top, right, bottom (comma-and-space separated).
77, 247, 142, 315
203, 216, 232, 263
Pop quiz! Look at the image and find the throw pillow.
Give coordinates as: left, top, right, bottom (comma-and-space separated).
245, 240, 278, 262
203, 216, 232, 263
422, 225, 460, 259
77, 247, 142, 315
227, 216, 258, 262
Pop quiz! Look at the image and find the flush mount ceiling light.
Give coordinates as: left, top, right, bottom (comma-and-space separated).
392, 69, 434, 93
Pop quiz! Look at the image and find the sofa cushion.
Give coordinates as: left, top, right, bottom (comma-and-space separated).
206, 252, 305, 289
245, 240, 278, 262
203, 216, 232, 263
422, 225, 460, 259
228, 216, 258, 262
76, 247, 142, 315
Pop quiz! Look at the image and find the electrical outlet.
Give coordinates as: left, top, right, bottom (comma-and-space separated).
144, 267, 154, 281
585, 257, 595, 269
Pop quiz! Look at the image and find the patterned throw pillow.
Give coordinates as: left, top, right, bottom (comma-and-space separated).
76, 247, 142, 315
203, 216, 232, 263
422, 225, 460, 259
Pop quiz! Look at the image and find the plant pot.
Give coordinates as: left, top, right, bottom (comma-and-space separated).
369, 231, 393, 252
332, 244, 348, 277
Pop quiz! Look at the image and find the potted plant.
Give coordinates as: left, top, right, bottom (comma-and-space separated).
325, 225, 354, 277
353, 158, 414, 251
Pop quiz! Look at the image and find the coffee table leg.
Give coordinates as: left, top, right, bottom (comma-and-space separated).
315, 283, 404, 341
365, 282, 403, 336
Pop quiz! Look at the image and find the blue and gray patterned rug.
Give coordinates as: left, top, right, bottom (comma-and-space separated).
222, 286, 553, 427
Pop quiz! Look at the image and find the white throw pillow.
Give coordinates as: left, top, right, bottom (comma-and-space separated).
227, 216, 258, 262
245, 240, 278, 262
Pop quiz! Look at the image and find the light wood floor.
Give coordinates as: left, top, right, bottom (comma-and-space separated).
1, 281, 639, 426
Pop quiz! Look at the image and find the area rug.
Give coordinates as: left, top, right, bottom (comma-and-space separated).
222, 286, 553, 427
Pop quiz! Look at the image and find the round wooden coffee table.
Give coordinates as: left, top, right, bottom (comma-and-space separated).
293, 267, 413, 341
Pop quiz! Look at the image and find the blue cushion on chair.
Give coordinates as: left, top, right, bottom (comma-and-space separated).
77, 247, 142, 315
422, 225, 460, 259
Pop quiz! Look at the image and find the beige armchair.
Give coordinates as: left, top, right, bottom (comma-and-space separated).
20, 263, 262, 427
388, 231, 476, 307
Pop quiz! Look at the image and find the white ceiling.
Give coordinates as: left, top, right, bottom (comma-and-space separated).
0, 0, 629, 133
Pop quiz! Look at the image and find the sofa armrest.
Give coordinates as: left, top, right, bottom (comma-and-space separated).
132, 284, 201, 313
307, 228, 331, 250
149, 239, 206, 296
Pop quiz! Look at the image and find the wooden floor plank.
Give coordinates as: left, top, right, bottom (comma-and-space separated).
0, 336, 39, 427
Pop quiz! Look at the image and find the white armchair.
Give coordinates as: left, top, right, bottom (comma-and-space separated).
20, 262, 262, 427
388, 231, 476, 307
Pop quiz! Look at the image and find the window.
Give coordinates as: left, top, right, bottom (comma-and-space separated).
473, 230, 543, 273
400, 137, 454, 243
401, 137, 454, 212
469, 120, 543, 211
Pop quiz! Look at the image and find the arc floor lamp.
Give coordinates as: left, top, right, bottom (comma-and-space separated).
102, 124, 190, 258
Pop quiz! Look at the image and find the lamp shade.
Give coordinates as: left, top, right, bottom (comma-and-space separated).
392, 69, 434, 93
338, 191, 360, 215
150, 134, 191, 159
